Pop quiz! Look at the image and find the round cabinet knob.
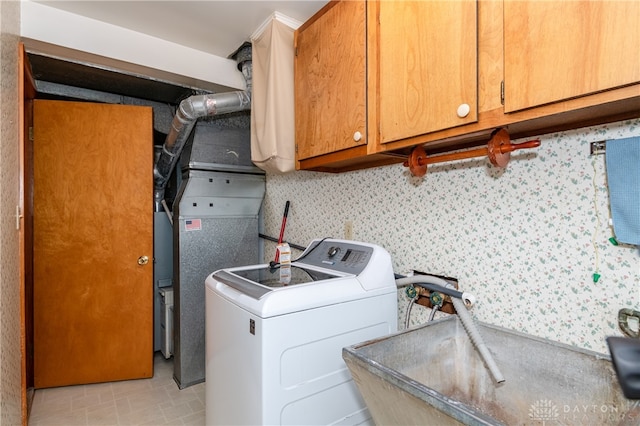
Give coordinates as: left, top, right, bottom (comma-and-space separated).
137, 255, 149, 266
456, 103, 471, 118
353, 131, 362, 142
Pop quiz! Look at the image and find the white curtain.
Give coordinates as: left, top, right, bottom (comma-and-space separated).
251, 18, 296, 173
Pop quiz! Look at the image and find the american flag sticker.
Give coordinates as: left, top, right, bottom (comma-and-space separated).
185, 219, 202, 231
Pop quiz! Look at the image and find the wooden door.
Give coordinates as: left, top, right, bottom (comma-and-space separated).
33, 100, 153, 388
295, 0, 367, 160
504, 1, 640, 112
376, 0, 477, 143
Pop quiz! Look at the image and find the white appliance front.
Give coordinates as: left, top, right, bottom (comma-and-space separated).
204, 239, 398, 425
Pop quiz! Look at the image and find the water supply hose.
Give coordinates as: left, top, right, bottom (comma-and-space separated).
396, 275, 476, 307
395, 275, 505, 384
404, 295, 419, 329
428, 295, 442, 322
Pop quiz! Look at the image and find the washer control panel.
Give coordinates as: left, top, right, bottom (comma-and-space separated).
295, 240, 374, 275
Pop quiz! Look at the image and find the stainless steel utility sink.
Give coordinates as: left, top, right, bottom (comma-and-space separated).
343, 316, 637, 425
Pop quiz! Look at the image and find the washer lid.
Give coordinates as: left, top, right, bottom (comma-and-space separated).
213, 265, 343, 299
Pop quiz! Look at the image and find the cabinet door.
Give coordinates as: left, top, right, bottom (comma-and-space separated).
295, 1, 366, 160
376, 0, 478, 144
504, 1, 640, 113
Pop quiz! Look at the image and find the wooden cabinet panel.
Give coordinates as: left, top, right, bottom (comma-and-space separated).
504, 1, 640, 112
295, 0, 477, 169
376, 0, 477, 143
295, 0, 639, 173
295, 1, 366, 160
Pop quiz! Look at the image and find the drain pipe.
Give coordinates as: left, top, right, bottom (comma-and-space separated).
153, 42, 253, 211
396, 275, 505, 384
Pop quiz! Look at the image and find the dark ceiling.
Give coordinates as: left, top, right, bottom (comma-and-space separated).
28, 53, 202, 105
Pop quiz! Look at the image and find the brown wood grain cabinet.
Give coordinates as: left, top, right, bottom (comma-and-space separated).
295, 0, 477, 171
504, 1, 640, 113
294, 0, 367, 162
374, 1, 477, 145
295, 0, 640, 173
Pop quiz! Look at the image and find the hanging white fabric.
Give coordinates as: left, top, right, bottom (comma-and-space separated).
250, 17, 296, 173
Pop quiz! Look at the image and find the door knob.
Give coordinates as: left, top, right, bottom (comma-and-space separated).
137, 255, 149, 266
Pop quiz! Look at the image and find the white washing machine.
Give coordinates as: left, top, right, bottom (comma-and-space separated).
205, 238, 398, 425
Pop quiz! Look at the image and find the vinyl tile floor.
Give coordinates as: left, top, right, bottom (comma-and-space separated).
28, 353, 205, 426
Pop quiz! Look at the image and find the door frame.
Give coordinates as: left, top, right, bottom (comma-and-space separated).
19, 42, 37, 425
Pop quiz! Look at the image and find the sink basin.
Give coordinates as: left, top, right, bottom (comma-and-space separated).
343, 316, 636, 425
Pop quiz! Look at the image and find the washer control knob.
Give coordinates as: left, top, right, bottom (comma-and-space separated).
327, 246, 339, 257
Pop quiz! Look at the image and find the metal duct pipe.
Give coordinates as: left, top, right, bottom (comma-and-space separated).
153, 43, 252, 209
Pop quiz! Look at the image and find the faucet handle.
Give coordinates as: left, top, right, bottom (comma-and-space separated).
618, 308, 640, 338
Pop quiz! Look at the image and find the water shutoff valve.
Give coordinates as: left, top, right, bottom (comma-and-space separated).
430, 292, 444, 307
405, 285, 417, 299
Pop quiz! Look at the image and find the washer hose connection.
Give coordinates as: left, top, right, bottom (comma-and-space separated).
396, 274, 505, 384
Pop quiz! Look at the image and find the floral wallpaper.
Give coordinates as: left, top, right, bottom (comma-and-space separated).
1, 1, 24, 424
262, 118, 640, 354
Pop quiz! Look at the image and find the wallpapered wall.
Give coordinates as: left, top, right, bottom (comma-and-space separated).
262, 118, 640, 354
0, 1, 23, 424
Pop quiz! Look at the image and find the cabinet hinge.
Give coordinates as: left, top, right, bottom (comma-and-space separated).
295, 144, 298, 153
294, 47, 298, 57
29, 126, 34, 141
500, 81, 505, 105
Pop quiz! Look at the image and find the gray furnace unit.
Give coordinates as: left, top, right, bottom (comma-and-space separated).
172, 116, 265, 388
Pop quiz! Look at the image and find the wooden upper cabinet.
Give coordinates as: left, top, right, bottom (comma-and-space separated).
294, 0, 639, 173
294, 1, 366, 161
375, 0, 477, 144
504, 1, 640, 113
294, 0, 477, 168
